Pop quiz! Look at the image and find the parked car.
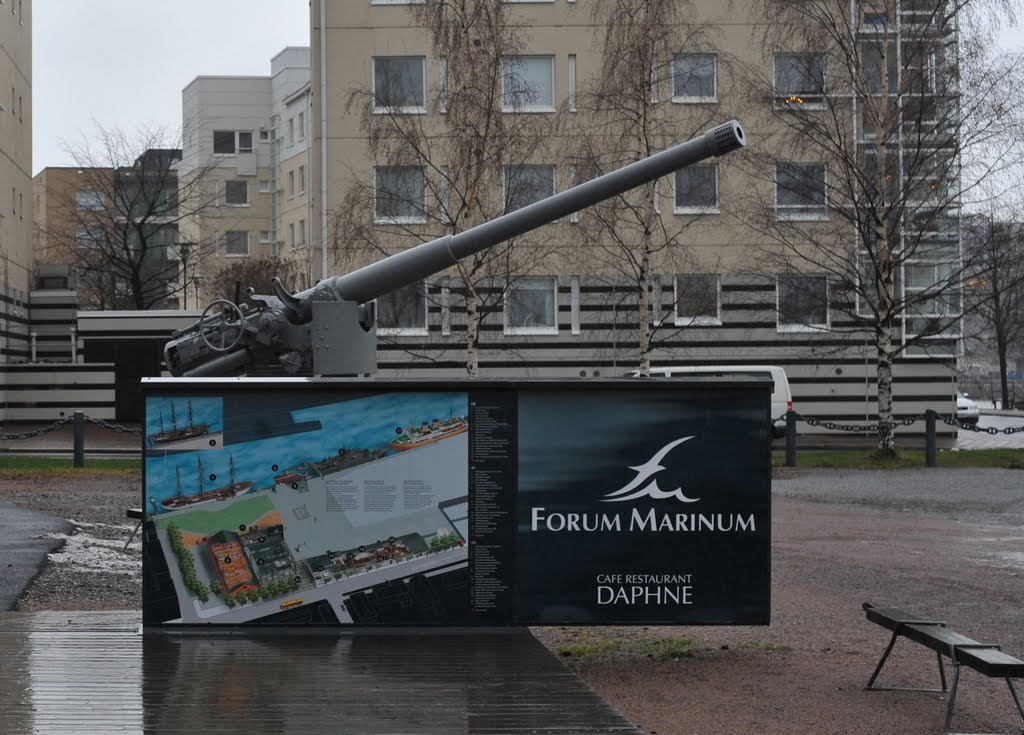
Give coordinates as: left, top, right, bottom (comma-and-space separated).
628, 365, 793, 438
956, 391, 980, 425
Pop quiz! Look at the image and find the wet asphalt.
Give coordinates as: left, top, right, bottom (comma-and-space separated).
0, 502, 72, 611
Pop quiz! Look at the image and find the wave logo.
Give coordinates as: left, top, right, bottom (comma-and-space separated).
600, 436, 699, 504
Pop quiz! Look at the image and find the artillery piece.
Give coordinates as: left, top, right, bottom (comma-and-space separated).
165, 120, 746, 378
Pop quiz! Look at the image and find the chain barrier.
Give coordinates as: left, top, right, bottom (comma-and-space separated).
0, 416, 75, 441
937, 413, 1024, 435
793, 412, 921, 434
786, 411, 1024, 436
82, 416, 143, 437
0, 413, 142, 441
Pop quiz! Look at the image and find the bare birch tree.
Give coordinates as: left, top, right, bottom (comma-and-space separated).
963, 210, 1024, 408
567, 0, 722, 375
333, 0, 560, 375
739, 0, 1024, 454
41, 125, 221, 310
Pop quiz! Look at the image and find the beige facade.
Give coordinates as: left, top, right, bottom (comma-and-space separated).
308, 0, 964, 431
179, 48, 313, 309
0, 0, 32, 361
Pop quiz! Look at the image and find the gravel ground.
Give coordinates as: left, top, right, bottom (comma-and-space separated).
2, 466, 1023, 734
0, 473, 141, 611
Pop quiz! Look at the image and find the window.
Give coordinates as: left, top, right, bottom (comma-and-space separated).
288, 171, 295, 197
224, 180, 249, 206
675, 274, 721, 325
377, 281, 428, 335
778, 274, 828, 331
289, 223, 296, 247
674, 165, 719, 214
259, 129, 271, 142
260, 230, 272, 243
774, 54, 825, 109
776, 163, 827, 220
672, 54, 717, 102
505, 277, 558, 335
75, 227, 104, 249
299, 219, 306, 244
287, 118, 294, 146
297, 112, 305, 141
504, 165, 555, 213
225, 231, 249, 256
76, 190, 104, 211
259, 180, 271, 193
373, 56, 426, 113
501, 56, 555, 112
568, 54, 577, 112
374, 166, 427, 223
213, 130, 253, 154
299, 165, 306, 194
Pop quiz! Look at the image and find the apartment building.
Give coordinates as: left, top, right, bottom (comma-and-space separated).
178, 47, 312, 309
309, 0, 966, 430
0, 0, 32, 364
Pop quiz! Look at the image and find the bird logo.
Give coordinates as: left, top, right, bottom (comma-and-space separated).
600, 436, 699, 503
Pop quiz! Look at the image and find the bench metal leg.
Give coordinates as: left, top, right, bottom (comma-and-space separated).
123, 520, 142, 551
943, 664, 960, 735
866, 630, 948, 693
942, 669, 1024, 735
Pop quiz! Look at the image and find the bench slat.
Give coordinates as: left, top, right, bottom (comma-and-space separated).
955, 647, 1024, 678
903, 623, 980, 654
864, 606, 946, 631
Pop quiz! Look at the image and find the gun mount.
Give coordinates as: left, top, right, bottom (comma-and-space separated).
165, 120, 746, 377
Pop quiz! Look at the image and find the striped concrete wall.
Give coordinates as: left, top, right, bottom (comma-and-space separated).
0, 363, 116, 420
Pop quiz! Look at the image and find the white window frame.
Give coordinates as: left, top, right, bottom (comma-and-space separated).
674, 274, 722, 326
259, 179, 271, 193
504, 276, 559, 336
297, 111, 305, 141
501, 55, 556, 113
373, 56, 427, 115
673, 164, 720, 215
773, 53, 826, 110
374, 166, 428, 224
237, 131, 254, 153
288, 171, 295, 198
568, 54, 577, 112
259, 230, 272, 243
376, 281, 429, 336
775, 163, 828, 221
299, 165, 306, 194
299, 219, 306, 245
777, 274, 830, 332
224, 231, 249, 257
224, 180, 249, 207
503, 164, 556, 214
671, 53, 718, 104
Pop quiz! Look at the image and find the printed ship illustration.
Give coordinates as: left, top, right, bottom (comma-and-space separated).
148, 400, 210, 447
285, 447, 388, 481
390, 415, 468, 451
161, 453, 253, 511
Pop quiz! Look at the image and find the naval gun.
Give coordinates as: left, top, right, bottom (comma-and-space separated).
165, 120, 746, 378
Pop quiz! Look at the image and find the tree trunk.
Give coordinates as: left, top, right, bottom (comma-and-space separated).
875, 326, 896, 457
637, 244, 652, 376
465, 285, 479, 377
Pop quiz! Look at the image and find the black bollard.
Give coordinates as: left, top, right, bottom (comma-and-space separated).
785, 410, 797, 467
925, 409, 936, 468
73, 411, 85, 468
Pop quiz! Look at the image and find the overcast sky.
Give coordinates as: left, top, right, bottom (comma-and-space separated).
31, 1, 1022, 176
32, 0, 311, 174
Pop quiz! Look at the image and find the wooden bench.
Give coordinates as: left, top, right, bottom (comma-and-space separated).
863, 602, 1024, 735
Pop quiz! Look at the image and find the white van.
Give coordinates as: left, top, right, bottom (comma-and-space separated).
629, 365, 793, 437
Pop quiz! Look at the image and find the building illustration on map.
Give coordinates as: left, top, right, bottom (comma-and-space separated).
144, 392, 470, 625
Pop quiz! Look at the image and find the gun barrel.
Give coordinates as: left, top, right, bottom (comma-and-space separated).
316, 119, 745, 307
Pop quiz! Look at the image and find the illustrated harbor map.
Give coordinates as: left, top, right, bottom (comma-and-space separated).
144, 392, 470, 625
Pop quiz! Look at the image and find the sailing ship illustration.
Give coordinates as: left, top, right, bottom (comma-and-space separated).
389, 414, 468, 452
148, 400, 211, 447
161, 453, 253, 511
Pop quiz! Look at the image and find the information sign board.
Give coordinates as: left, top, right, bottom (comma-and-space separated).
141, 379, 770, 626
